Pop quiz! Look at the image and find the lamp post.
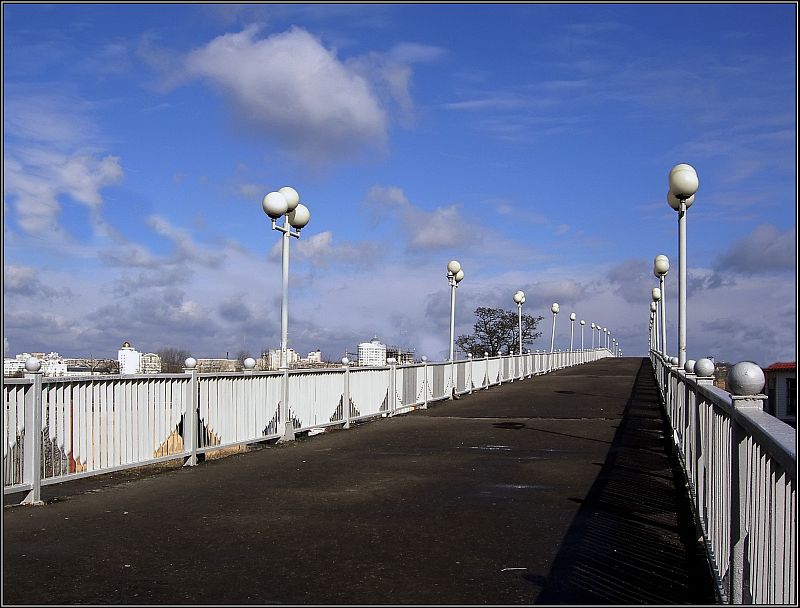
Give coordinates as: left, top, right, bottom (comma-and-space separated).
549, 303, 559, 371
580, 319, 585, 363
668, 163, 699, 367
651, 287, 662, 354
447, 261, 464, 398
513, 291, 526, 355
447, 261, 464, 362
591, 322, 596, 350
569, 312, 576, 353
654, 255, 669, 358
262, 186, 311, 441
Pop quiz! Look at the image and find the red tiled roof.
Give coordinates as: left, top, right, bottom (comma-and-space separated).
764, 362, 796, 371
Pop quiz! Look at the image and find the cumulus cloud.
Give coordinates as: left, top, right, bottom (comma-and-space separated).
363, 185, 480, 251
606, 258, 654, 304
3, 265, 72, 299
714, 224, 795, 274
4, 93, 123, 235
183, 26, 387, 163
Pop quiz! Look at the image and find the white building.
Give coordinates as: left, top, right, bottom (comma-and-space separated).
3, 352, 66, 377
358, 337, 387, 367
140, 353, 162, 374
305, 350, 322, 364
268, 348, 300, 370
118, 341, 142, 375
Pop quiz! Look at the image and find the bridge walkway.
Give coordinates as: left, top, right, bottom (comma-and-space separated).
2, 357, 717, 604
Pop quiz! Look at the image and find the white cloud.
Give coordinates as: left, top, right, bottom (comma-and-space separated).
183, 26, 387, 163
4, 92, 123, 235
714, 224, 796, 274
363, 185, 480, 251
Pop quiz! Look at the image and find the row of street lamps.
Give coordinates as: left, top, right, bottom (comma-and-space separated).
446, 264, 620, 367
260, 186, 621, 434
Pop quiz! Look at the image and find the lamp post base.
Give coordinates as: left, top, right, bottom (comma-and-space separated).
279, 421, 296, 443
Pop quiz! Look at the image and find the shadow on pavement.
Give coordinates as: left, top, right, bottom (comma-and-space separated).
530, 359, 718, 604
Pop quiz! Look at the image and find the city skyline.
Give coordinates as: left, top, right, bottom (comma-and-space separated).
3, 3, 796, 366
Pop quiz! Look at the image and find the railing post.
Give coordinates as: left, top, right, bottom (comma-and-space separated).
421, 357, 429, 408
727, 362, 768, 604
342, 359, 351, 427
388, 358, 397, 416
22, 359, 43, 506
183, 358, 199, 467
468, 354, 473, 394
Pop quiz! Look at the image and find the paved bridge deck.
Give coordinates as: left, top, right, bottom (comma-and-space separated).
3, 357, 717, 604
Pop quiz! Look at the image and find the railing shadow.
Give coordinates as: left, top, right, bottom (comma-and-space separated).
530, 358, 717, 604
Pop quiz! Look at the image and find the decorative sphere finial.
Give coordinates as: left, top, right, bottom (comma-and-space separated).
728, 362, 765, 396
184, 357, 197, 369
694, 358, 715, 377
243, 357, 256, 370
25, 357, 41, 372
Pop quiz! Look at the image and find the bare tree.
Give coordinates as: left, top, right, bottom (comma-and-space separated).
456, 306, 543, 357
157, 348, 192, 373
236, 350, 252, 368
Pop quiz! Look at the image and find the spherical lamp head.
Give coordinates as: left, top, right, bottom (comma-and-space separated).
728, 362, 765, 396
570, 312, 576, 321
650, 301, 657, 313
668, 190, 695, 210
591, 322, 595, 329
652, 287, 661, 302
513, 291, 524, 304
694, 358, 715, 377
551, 303, 559, 314
288, 203, 310, 229
668, 163, 698, 201
654, 255, 670, 277
278, 186, 300, 212
580, 319, 585, 325
447, 260, 462, 275
454, 269, 464, 283
24, 357, 41, 373
262, 191, 289, 219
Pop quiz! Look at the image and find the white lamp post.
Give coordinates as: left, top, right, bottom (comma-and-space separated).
550, 303, 559, 371
604, 327, 608, 350
654, 255, 669, 358
652, 287, 662, 354
668, 163, 699, 367
569, 312, 576, 353
513, 291, 526, 355
580, 319, 585, 363
447, 261, 464, 398
262, 186, 311, 440
591, 322, 596, 350
447, 261, 464, 362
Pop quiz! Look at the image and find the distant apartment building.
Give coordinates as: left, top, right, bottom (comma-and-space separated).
764, 362, 796, 428
305, 350, 323, 364
358, 337, 387, 367
4, 352, 66, 377
140, 352, 162, 374
267, 348, 301, 370
196, 358, 239, 373
117, 342, 161, 374
118, 341, 141, 375
386, 345, 415, 365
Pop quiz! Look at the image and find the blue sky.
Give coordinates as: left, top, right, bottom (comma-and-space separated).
3, 3, 796, 366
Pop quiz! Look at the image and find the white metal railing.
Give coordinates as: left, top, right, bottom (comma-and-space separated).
650, 350, 796, 605
4, 348, 612, 503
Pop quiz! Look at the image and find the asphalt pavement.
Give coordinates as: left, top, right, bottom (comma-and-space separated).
2, 357, 717, 605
